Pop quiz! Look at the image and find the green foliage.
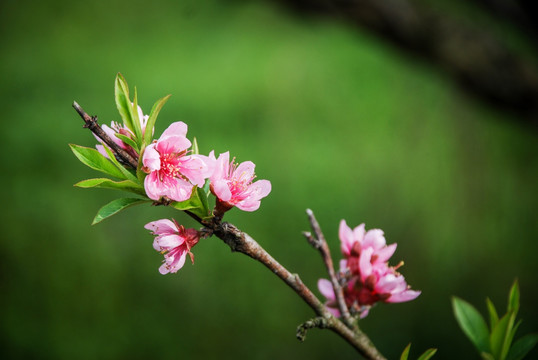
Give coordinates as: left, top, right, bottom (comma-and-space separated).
92, 197, 150, 225
75, 178, 145, 195
69, 144, 126, 179
144, 94, 171, 146
452, 280, 537, 360
400, 343, 437, 360
170, 185, 211, 220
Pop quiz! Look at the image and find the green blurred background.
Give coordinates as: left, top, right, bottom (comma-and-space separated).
1, 0, 537, 359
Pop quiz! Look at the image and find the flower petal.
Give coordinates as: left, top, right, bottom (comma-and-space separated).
339, 220, 354, 256
317, 279, 335, 301
144, 219, 177, 235
386, 290, 421, 303
142, 144, 161, 171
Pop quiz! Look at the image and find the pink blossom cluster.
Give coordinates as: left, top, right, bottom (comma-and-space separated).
136, 121, 271, 274
318, 220, 420, 318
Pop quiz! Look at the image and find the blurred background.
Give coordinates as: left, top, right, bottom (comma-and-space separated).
1, 0, 537, 359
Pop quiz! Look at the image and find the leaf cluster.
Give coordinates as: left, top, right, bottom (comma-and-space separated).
452, 280, 538, 360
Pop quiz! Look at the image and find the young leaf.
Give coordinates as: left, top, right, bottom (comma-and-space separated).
400, 343, 411, 360
452, 296, 490, 353
417, 348, 437, 360
92, 197, 149, 225
170, 186, 211, 220
115, 73, 137, 137
143, 94, 171, 146
486, 297, 499, 331
508, 279, 520, 316
490, 312, 516, 360
130, 86, 143, 145
70, 144, 125, 179
101, 144, 139, 183
192, 137, 199, 155
481, 353, 495, 360
115, 133, 139, 153
506, 333, 538, 360
75, 178, 145, 195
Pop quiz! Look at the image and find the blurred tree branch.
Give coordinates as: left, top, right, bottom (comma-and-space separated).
276, 0, 538, 126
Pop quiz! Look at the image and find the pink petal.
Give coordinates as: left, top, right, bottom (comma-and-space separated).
168, 251, 187, 273
179, 155, 209, 187
156, 135, 191, 155
165, 177, 194, 202
160, 121, 188, 139
212, 180, 232, 202
339, 220, 354, 255
363, 229, 386, 250
235, 200, 261, 212
376, 243, 397, 263
144, 219, 177, 235
386, 290, 421, 303
352, 223, 366, 244
359, 247, 374, 281
144, 172, 163, 200
142, 144, 161, 171
211, 152, 230, 182
317, 279, 335, 301
248, 179, 271, 199
234, 161, 256, 179
154, 234, 184, 251
326, 306, 341, 318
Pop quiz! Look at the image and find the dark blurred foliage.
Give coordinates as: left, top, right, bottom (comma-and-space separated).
0, 0, 536, 359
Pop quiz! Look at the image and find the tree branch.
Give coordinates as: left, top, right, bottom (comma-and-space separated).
72, 101, 139, 169
204, 217, 386, 360
303, 209, 356, 330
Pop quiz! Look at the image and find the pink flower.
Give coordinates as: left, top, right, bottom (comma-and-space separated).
144, 219, 200, 274
143, 122, 214, 202
318, 221, 420, 318
209, 151, 271, 212
95, 105, 149, 158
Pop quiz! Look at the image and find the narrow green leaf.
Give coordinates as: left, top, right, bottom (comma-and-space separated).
102, 144, 138, 183
92, 197, 149, 225
70, 144, 125, 179
75, 178, 145, 195
481, 352, 495, 360
399, 343, 411, 360
115, 73, 135, 132
504, 319, 522, 360
130, 86, 143, 145
452, 296, 490, 353
490, 312, 515, 360
506, 333, 538, 360
508, 279, 520, 316
486, 297, 499, 331
115, 133, 139, 153
417, 348, 437, 360
192, 137, 199, 155
143, 94, 171, 146
170, 186, 211, 220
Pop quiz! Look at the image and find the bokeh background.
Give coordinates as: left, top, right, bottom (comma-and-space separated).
1, 0, 537, 359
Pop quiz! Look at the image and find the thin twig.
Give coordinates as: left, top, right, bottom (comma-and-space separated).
72, 101, 139, 169
204, 218, 386, 360
296, 317, 328, 341
305, 209, 355, 329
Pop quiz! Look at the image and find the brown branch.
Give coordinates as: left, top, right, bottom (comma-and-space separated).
304, 209, 355, 329
203, 218, 386, 360
72, 101, 139, 169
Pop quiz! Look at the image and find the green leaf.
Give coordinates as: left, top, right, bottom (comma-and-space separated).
115, 133, 139, 153
130, 86, 143, 145
481, 352, 495, 360
452, 296, 490, 353
487, 297, 499, 331
490, 312, 516, 360
400, 343, 411, 360
506, 333, 538, 360
143, 94, 171, 146
75, 178, 145, 195
70, 144, 125, 179
170, 186, 211, 220
508, 280, 520, 316
115, 73, 137, 138
92, 197, 149, 225
192, 137, 199, 155
101, 144, 139, 183
417, 348, 437, 360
